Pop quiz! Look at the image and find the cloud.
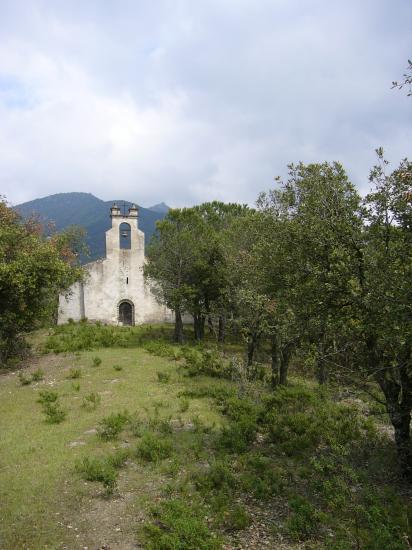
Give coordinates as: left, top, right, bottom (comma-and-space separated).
0, 0, 411, 207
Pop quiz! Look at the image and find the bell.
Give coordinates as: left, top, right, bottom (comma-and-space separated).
121, 231, 128, 238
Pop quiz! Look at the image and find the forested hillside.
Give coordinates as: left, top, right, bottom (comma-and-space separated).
15, 192, 169, 261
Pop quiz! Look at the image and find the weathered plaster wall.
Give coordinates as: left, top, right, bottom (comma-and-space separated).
58, 207, 172, 325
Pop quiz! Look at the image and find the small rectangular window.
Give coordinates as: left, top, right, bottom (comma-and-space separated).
126, 277, 129, 284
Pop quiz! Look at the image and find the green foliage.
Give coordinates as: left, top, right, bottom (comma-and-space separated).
135, 432, 173, 462
193, 459, 235, 494
18, 372, 32, 386
81, 392, 101, 411
157, 371, 171, 384
92, 356, 102, 367
75, 456, 117, 496
217, 415, 257, 453
239, 453, 285, 499
179, 398, 190, 413
71, 382, 80, 392
66, 368, 81, 379
0, 199, 83, 365
97, 411, 130, 440
31, 369, 44, 382
43, 321, 134, 353
286, 495, 324, 541
144, 498, 222, 550
263, 385, 373, 456
222, 504, 251, 531
42, 402, 66, 424
183, 348, 233, 379
113, 364, 122, 371
37, 390, 58, 404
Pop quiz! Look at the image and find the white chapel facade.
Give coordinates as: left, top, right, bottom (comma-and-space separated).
58, 204, 171, 326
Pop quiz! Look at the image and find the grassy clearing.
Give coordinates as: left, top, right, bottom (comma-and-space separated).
1, 322, 411, 549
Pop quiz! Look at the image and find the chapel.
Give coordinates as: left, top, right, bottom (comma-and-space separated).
58, 204, 171, 325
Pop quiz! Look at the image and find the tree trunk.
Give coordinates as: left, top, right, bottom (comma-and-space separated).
271, 337, 280, 387
218, 316, 225, 343
174, 308, 184, 344
207, 315, 214, 336
247, 333, 257, 368
316, 335, 328, 385
391, 410, 412, 479
199, 315, 205, 340
280, 344, 293, 386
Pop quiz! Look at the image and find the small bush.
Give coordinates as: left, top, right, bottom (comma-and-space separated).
43, 321, 133, 353
97, 411, 130, 440
37, 390, 59, 404
222, 504, 251, 531
239, 453, 285, 500
72, 382, 80, 392
179, 398, 190, 413
75, 456, 118, 496
157, 371, 171, 384
18, 372, 32, 386
31, 369, 44, 382
217, 415, 257, 453
82, 392, 101, 411
92, 356, 102, 367
144, 498, 221, 550
286, 495, 324, 541
113, 364, 123, 371
43, 402, 66, 424
194, 460, 235, 494
67, 368, 81, 379
135, 432, 173, 462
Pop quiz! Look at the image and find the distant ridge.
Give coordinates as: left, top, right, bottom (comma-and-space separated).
15, 192, 169, 262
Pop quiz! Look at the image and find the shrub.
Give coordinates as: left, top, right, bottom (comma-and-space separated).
239, 454, 285, 500
217, 415, 257, 453
183, 348, 233, 379
144, 498, 221, 550
135, 432, 173, 462
18, 372, 32, 386
97, 411, 130, 440
43, 321, 133, 353
37, 390, 58, 404
194, 460, 235, 494
157, 371, 171, 384
72, 382, 80, 392
92, 356, 102, 367
42, 402, 66, 424
222, 504, 251, 531
31, 369, 44, 382
286, 495, 324, 541
179, 398, 190, 413
113, 364, 123, 371
82, 392, 101, 411
67, 368, 81, 379
75, 456, 118, 496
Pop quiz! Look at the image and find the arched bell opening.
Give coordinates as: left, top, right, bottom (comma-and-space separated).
118, 300, 134, 326
119, 222, 131, 249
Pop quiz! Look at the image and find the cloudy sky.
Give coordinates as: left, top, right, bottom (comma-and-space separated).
0, 1, 411, 208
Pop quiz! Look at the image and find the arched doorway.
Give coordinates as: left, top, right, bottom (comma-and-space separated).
118, 300, 134, 326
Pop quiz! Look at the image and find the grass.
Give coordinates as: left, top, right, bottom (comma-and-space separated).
0, 339, 222, 549
1, 322, 411, 549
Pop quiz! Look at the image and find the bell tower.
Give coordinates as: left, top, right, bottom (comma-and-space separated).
106, 203, 144, 257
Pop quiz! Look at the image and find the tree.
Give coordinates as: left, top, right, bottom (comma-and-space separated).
144, 208, 200, 343
258, 163, 363, 385
0, 199, 84, 365
355, 150, 412, 478
392, 59, 412, 97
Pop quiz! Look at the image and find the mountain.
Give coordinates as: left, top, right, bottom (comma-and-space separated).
15, 192, 169, 262
148, 202, 170, 214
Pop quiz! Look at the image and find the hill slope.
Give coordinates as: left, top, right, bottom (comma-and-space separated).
15, 192, 168, 261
